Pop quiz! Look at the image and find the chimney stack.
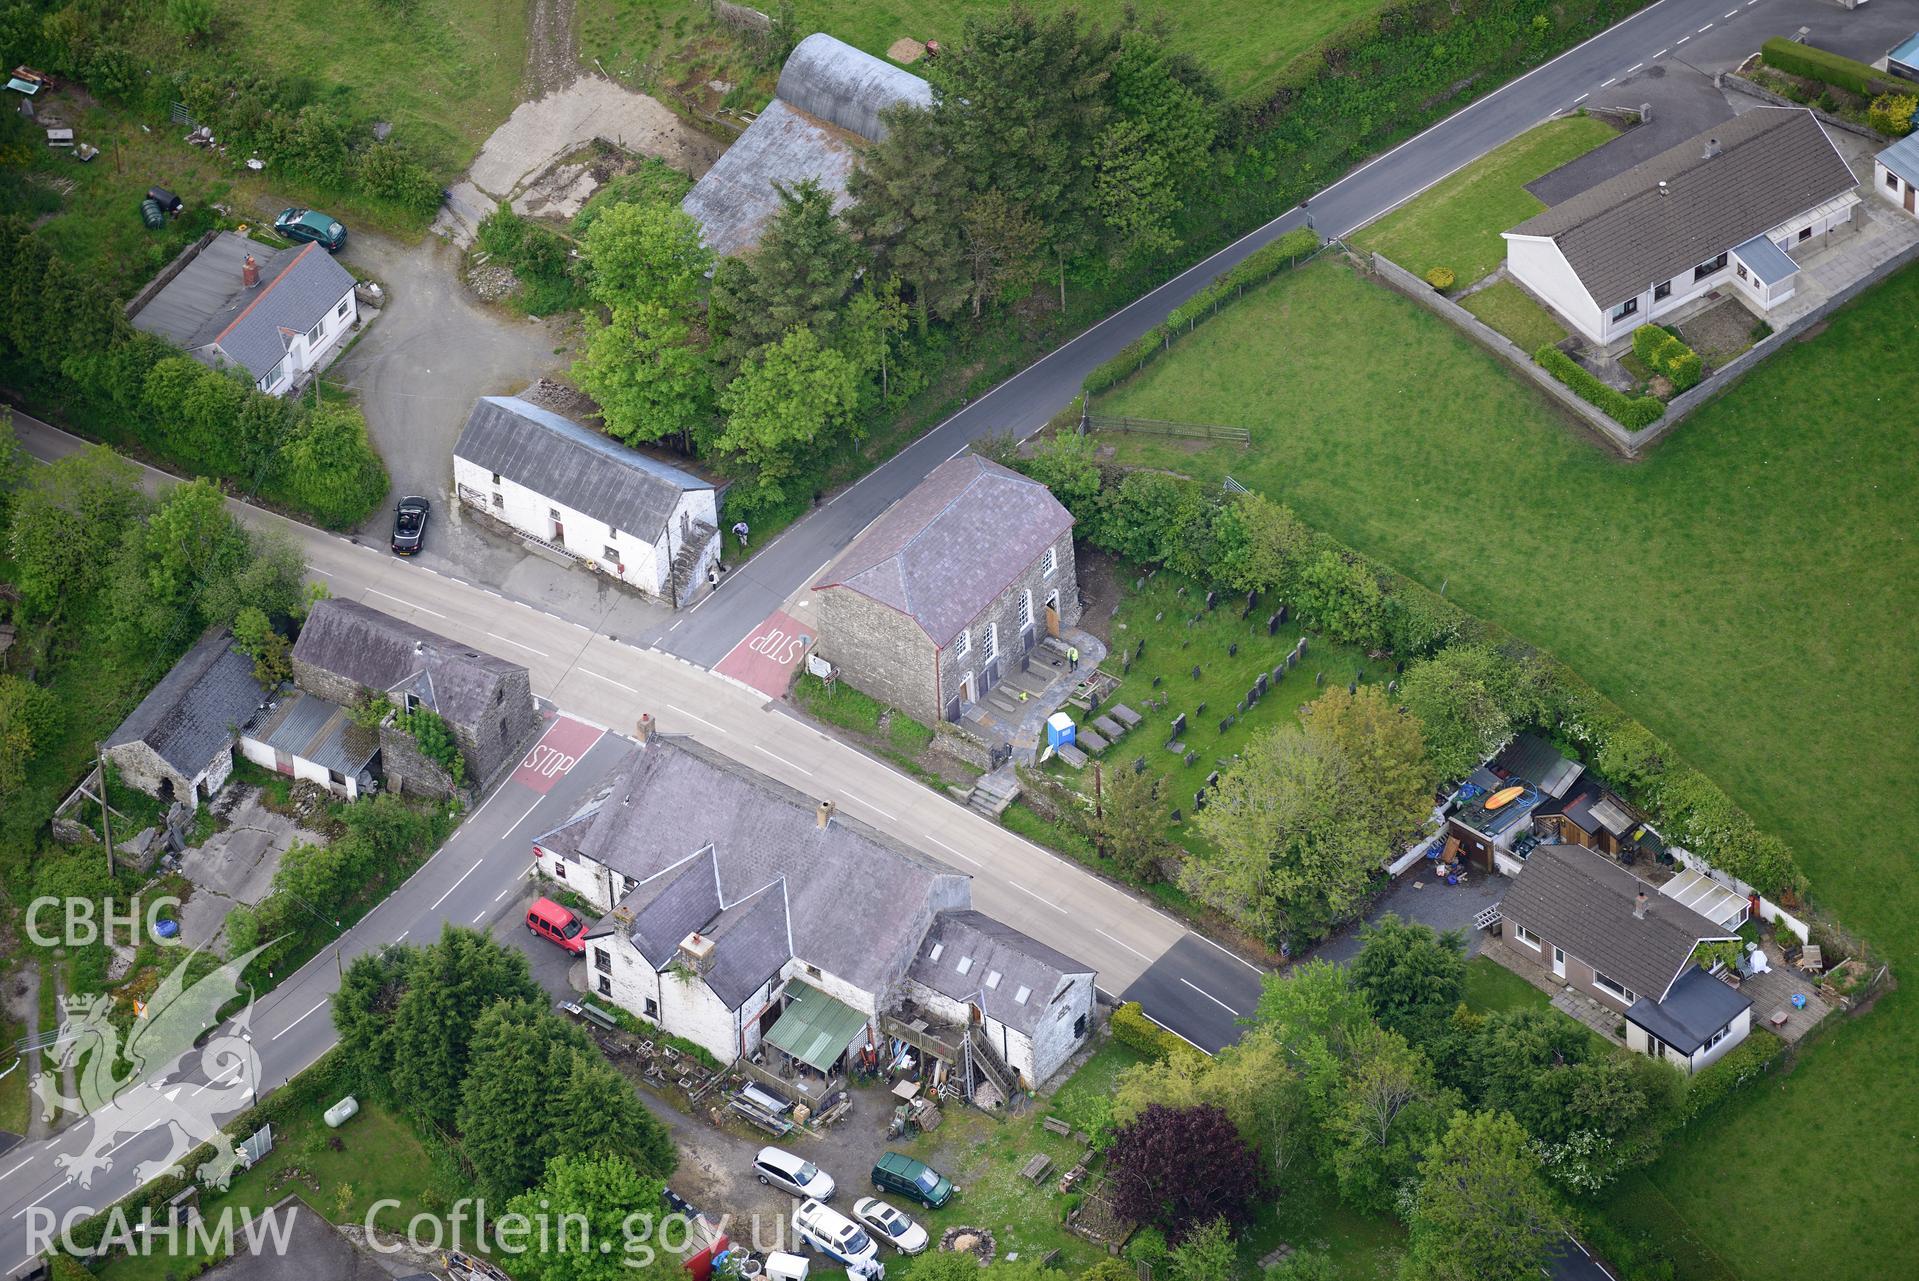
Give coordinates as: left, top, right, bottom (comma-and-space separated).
816, 799, 835, 830
637, 713, 654, 743
678, 931, 716, 973
1702, 137, 1721, 160
241, 254, 260, 288
1633, 890, 1649, 920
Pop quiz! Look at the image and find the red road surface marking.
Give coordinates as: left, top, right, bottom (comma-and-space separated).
714, 610, 815, 698
511, 714, 604, 793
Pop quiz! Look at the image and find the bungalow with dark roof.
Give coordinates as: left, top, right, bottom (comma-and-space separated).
1502, 108, 1859, 347
127, 232, 358, 396
104, 627, 267, 804
1498, 844, 1752, 1074
535, 725, 1095, 1097
812, 453, 1079, 725
453, 396, 721, 607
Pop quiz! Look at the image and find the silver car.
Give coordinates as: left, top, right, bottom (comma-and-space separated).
754, 1146, 836, 1200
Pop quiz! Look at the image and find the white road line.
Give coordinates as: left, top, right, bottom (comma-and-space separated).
580, 668, 639, 694
429, 861, 481, 911
1008, 881, 1070, 914
927, 836, 981, 867
471, 909, 487, 922
1180, 978, 1242, 1017
1724, 8, 1737, 16
1677, 35, 1690, 43
753, 744, 812, 775
1193, 930, 1266, 975
1139, 1010, 1210, 1056
192, 1062, 242, 1096
494, 884, 514, 902
1572, 93, 1589, 103
365, 588, 444, 618
396, 929, 409, 941
11, 1182, 67, 1219
806, 558, 833, 586
1698, 22, 1713, 31
1600, 77, 1616, 86
1654, 49, 1667, 57
666, 702, 721, 732
854, 798, 898, 821
1094, 928, 1154, 962
487, 631, 549, 658
1625, 63, 1642, 73
503, 798, 542, 840
274, 999, 328, 1040
311, 567, 332, 576
668, 619, 684, 632
945, 444, 969, 461
0, 1157, 34, 1181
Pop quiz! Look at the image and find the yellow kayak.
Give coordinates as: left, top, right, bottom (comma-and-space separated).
1485, 785, 1526, 811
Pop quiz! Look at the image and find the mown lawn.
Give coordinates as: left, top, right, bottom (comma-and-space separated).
1353, 115, 1617, 284
1463, 955, 1551, 1016
1097, 255, 1919, 1278
1462, 279, 1568, 351
579, 0, 1391, 104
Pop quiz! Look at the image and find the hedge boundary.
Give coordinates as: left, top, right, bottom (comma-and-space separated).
1632, 324, 1703, 391
1534, 344, 1665, 428
1760, 37, 1902, 100
1112, 1000, 1203, 1060
1084, 228, 1325, 397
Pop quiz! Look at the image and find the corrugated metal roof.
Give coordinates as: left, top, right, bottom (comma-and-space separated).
764, 981, 868, 1072
106, 627, 266, 777
1732, 234, 1799, 286
453, 396, 710, 541
243, 689, 379, 777
1878, 132, 1919, 189
1509, 109, 1857, 308
814, 454, 1073, 647
777, 33, 932, 142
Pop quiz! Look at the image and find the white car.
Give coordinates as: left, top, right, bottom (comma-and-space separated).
754, 1146, 836, 1200
792, 1198, 880, 1271
852, 1198, 928, 1254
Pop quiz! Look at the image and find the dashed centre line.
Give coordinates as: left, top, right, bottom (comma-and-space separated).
365, 587, 444, 618
753, 744, 813, 776
1008, 880, 1070, 914
580, 668, 639, 694
486, 631, 549, 658
1601, 77, 1616, 87
1698, 22, 1713, 31
273, 1000, 327, 1040
1180, 978, 1243, 1017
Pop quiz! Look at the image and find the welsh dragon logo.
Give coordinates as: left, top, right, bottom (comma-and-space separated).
34, 945, 269, 1192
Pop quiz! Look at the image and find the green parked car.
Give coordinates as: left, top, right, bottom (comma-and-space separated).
273, 206, 347, 252
871, 1152, 954, 1209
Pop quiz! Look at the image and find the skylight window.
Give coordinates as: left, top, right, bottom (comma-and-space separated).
956, 956, 973, 975
928, 943, 943, 961
985, 971, 1001, 989
1013, 986, 1031, 1004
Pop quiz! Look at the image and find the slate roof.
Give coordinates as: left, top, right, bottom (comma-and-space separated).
455, 396, 712, 542
291, 599, 525, 730
1878, 132, 1919, 189
1493, 733, 1585, 799
681, 34, 929, 257
1508, 108, 1858, 308
814, 454, 1074, 647
1626, 964, 1752, 1054
908, 910, 1093, 1038
1733, 233, 1799, 286
1500, 844, 1737, 1001
545, 734, 966, 999
130, 233, 354, 381
242, 689, 379, 779
202, 1196, 389, 1281
106, 627, 266, 777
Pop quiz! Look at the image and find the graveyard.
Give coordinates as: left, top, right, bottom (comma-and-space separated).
1040, 566, 1373, 857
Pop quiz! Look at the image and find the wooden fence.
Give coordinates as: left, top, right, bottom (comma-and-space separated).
1084, 414, 1250, 445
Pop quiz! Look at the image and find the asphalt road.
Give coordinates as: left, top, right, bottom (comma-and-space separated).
645, 0, 1840, 668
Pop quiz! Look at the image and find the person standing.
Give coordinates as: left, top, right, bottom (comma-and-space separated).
1067, 644, 1080, 671
732, 520, 750, 549
708, 565, 721, 592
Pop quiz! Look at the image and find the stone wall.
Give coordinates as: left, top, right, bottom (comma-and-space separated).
815, 587, 943, 724
104, 741, 196, 804
453, 667, 540, 784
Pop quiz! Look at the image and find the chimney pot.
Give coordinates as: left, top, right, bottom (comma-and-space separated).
638, 713, 654, 743
1703, 137, 1721, 160
1633, 890, 1649, 919
241, 254, 260, 288
816, 799, 835, 829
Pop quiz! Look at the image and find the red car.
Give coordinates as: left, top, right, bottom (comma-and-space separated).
526, 897, 586, 953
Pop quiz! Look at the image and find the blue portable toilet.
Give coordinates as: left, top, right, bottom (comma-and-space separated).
1046, 712, 1077, 750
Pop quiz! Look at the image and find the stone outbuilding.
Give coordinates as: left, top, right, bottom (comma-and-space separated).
289, 599, 539, 795
103, 627, 267, 804
812, 453, 1079, 726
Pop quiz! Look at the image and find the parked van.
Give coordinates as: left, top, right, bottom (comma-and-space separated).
526, 897, 586, 954
753, 1147, 836, 1200
791, 1199, 880, 1272
870, 1152, 953, 1209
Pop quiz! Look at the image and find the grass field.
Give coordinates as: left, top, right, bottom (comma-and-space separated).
1462, 279, 1568, 351
1096, 255, 1919, 1278
1353, 115, 1617, 284
578, 0, 1390, 105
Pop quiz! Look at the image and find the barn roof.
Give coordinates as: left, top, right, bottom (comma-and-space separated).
106, 628, 266, 777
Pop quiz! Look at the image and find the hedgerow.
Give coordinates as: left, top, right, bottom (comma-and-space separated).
1534, 345, 1665, 428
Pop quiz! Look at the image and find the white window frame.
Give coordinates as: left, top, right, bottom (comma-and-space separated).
1593, 972, 1637, 1004
307, 320, 324, 346
1513, 924, 1542, 951
1703, 1023, 1730, 1052
984, 624, 999, 662
1016, 590, 1032, 630
336, 297, 350, 320
1041, 546, 1057, 578
953, 629, 970, 659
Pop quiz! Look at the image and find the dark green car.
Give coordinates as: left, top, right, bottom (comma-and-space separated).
273, 206, 347, 252
871, 1152, 953, 1209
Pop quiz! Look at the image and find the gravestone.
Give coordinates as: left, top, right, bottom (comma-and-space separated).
1135, 640, 1146, 662
1315, 671, 1325, 686
1171, 712, 1188, 738
1256, 673, 1269, 697
1348, 680, 1358, 695
1155, 611, 1164, 622
1267, 613, 1281, 636
1133, 756, 1148, 775
1152, 675, 1163, 688
1135, 577, 1145, 590
1246, 589, 1259, 613
1183, 751, 1198, 767
1088, 692, 1102, 712
1170, 809, 1182, 823
1298, 637, 1309, 658
1355, 668, 1364, 684
1218, 718, 1233, 735
1121, 657, 1131, 675
1207, 770, 1220, 789
1195, 702, 1207, 717
1284, 653, 1297, 671
1204, 590, 1217, 611
1395, 660, 1405, 674
1273, 665, 1285, 685
1387, 679, 1398, 695
1191, 665, 1202, 681
1228, 642, 1238, 659
1226, 713, 1237, 729
1277, 604, 1289, 626
1238, 698, 1249, 713
1247, 685, 1260, 706
1194, 790, 1207, 811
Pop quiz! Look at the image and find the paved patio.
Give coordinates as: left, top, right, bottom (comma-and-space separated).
959, 628, 1107, 764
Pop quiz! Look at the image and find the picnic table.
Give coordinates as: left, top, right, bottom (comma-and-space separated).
1021, 1154, 1054, 1183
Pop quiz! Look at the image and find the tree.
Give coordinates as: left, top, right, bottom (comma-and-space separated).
1212, 493, 1312, 595
1094, 764, 1170, 882
1350, 915, 1467, 1049
199, 529, 312, 628
1167, 1216, 1238, 1281
0, 675, 58, 799
333, 946, 413, 1092
1299, 683, 1434, 843
1402, 1111, 1561, 1281
231, 607, 291, 686
1292, 550, 1389, 651
503, 1153, 674, 1281
549, 1046, 677, 1179
713, 325, 860, 504
845, 103, 971, 330
275, 402, 389, 529
1115, 1030, 1308, 1190
711, 180, 866, 374
1182, 726, 1381, 946
959, 189, 1044, 318
574, 302, 712, 446
1327, 1026, 1451, 1213
1398, 644, 1547, 782
108, 477, 251, 650
581, 200, 712, 317
0, 408, 22, 532
1107, 1104, 1262, 1241
7, 445, 147, 617
459, 1000, 589, 1198
165, 0, 217, 43
1088, 117, 1179, 267
390, 926, 542, 1127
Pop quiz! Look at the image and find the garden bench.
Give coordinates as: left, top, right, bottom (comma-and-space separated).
1043, 1117, 1073, 1136
1021, 1154, 1053, 1183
